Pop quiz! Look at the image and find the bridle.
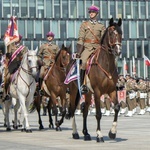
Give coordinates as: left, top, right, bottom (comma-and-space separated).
107, 26, 122, 56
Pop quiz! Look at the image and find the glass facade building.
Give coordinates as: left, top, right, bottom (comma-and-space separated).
0, 0, 149, 78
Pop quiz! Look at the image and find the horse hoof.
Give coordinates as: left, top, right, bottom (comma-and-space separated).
72, 133, 80, 139
39, 125, 44, 130
21, 128, 26, 132
56, 127, 61, 131
49, 124, 54, 129
13, 125, 18, 129
26, 129, 32, 133
6, 127, 11, 131
109, 130, 116, 139
84, 134, 91, 141
4, 123, 7, 127
96, 137, 104, 142
18, 124, 22, 127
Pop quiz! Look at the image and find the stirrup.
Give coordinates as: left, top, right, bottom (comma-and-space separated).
80, 85, 89, 94
39, 90, 44, 96
3, 94, 10, 102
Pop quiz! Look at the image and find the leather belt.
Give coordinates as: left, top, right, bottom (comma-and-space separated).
84, 39, 99, 44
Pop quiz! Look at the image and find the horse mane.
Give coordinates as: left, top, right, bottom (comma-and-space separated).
100, 20, 122, 45
55, 45, 70, 62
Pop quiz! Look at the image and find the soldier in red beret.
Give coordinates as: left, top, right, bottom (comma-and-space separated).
74, 5, 106, 94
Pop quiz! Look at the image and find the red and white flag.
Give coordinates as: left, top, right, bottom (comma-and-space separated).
4, 16, 19, 47
123, 57, 128, 77
132, 56, 136, 75
144, 55, 150, 66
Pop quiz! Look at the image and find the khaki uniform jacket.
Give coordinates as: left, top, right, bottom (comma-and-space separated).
77, 20, 105, 69
126, 80, 136, 97
136, 81, 147, 98
7, 43, 28, 74
38, 42, 59, 67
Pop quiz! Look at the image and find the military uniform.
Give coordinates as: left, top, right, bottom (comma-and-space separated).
77, 20, 105, 70
136, 78, 147, 115
38, 42, 59, 79
125, 78, 136, 116
116, 76, 127, 114
3, 41, 28, 100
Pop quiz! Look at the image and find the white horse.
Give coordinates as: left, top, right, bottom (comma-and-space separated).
5, 48, 38, 132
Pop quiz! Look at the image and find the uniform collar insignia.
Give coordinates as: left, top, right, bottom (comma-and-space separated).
90, 20, 97, 24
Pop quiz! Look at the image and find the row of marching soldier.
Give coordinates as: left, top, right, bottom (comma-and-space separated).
75, 74, 150, 117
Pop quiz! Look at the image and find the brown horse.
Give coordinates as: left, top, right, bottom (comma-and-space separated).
30, 44, 71, 130
67, 18, 122, 142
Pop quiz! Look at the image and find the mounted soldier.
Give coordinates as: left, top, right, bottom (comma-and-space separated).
74, 5, 106, 94
38, 31, 59, 94
3, 34, 28, 101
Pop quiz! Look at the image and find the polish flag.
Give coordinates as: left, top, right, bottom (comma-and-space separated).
144, 55, 150, 66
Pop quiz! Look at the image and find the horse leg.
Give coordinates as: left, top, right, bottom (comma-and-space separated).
19, 96, 32, 133
13, 100, 20, 129
108, 91, 120, 139
94, 92, 104, 142
47, 99, 54, 129
35, 95, 44, 130
82, 93, 92, 141
72, 116, 79, 139
4, 100, 12, 131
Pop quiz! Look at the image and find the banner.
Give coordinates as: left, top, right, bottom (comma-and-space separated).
4, 16, 19, 47
117, 90, 126, 103
64, 62, 78, 84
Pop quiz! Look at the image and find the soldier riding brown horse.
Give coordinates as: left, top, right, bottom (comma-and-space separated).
66, 18, 122, 142
30, 44, 71, 130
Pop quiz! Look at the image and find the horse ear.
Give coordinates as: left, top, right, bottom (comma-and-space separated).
109, 17, 114, 26
35, 47, 38, 54
118, 18, 122, 26
62, 44, 65, 49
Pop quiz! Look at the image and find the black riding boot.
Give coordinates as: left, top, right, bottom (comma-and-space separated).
39, 78, 44, 96
80, 69, 89, 94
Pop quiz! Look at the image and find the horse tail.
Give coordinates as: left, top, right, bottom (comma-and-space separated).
29, 102, 36, 113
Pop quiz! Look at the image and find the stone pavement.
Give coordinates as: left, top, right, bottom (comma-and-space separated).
0, 109, 150, 150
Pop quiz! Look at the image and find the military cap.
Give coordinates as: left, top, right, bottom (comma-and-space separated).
46, 31, 55, 38
88, 5, 99, 13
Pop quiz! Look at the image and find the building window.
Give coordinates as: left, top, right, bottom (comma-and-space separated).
18, 20, 25, 38
29, 0, 36, 18
21, 0, 28, 18
148, 2, 150, 19
60, 20, 66, 39
117, 1, 123, 19
54, 0, 60, 18
62, 0, 68, 18
46, 0, 52, 18
109, 1, 115, 18
140, 1, 146, 19
43, 20, 50, 39
78, 0, 84, 18
67, 20, 75, 38
133, 1, 138, 19
27, 20, 34, 39
121, 41, 127, 58
123, 20, 129, 39
35, 20, 42, 39
129, 41, 135, 58
101, 1, 108, 19
146, 21, 150, 38
51, 21, 59, 39
3, 0, 11, 18
37, 0, 44, 18
70, 0, 77, 18
137, 41, 142, 58
138, 21, 144, 38
1, 20, 8, 36
130, 21, 137, 38
125, 1, 131, 19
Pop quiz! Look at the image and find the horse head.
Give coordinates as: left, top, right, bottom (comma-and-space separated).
23, 47, 38, 78
101, 18, 122, 56
55, 44, 71, 68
